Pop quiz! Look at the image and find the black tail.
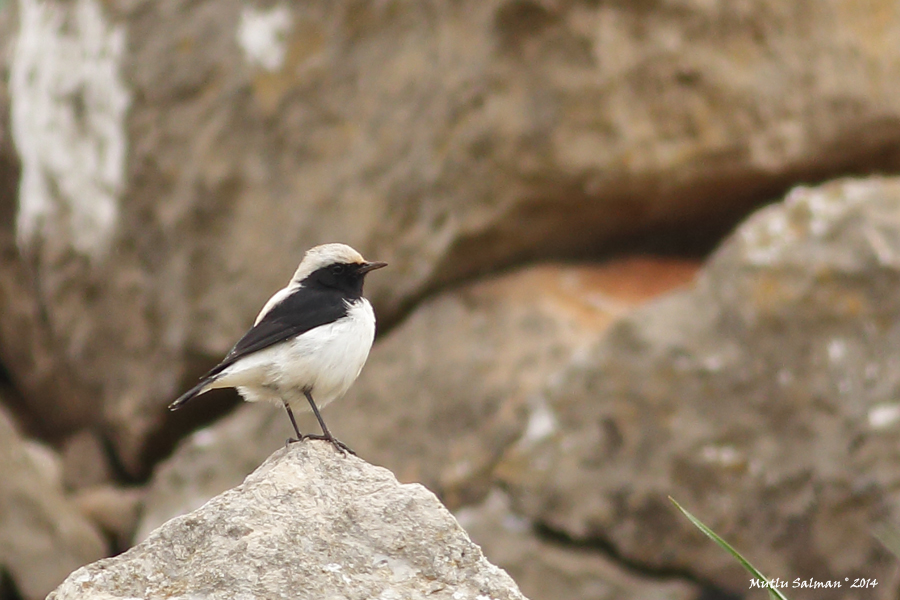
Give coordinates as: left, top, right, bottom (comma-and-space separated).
168, 377, 215, 411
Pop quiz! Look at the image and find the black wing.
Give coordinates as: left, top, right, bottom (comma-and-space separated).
169, 285, 350, 410
208, 286, 349, 378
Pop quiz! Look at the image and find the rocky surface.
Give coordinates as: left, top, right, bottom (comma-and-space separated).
497, 178, 900, 598
23, 174, 900, 599
4, 0, 900, 474
333, 258, 700, 507
0, 402, 106, 600
50, 442, 528, 600
60, 429, 115, 491
71, 485, 144, 551
5, 0, 900, 596
134, 402, 286, 542
137, 259, 697, 538
456, 489, 697, 600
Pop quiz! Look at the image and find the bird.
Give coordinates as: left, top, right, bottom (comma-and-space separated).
169, 243, 387, 455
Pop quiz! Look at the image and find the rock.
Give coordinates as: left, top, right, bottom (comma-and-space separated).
137, 259, 697, 541
456, 489, 698, 600
497, 178, 900, 598
0, 2, 13, 157
0, 402, 106, 600
330, 259, 699, 507
134, 402, 285, 542
6, 0, 900, 474
61, 429, 114, 490
71, 485, 144, 551
0, 0, 92, 441
50, 442, 528, 600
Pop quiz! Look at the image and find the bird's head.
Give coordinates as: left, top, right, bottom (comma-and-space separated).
291, 243, 387, 298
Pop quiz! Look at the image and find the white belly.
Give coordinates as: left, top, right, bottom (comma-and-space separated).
211, 300, 376, 409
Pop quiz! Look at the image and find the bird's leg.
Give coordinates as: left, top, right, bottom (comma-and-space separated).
301, 389, 356, 456
283, 401, 304, 446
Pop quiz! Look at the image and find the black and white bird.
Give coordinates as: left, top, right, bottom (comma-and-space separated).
169, 243, 386, 454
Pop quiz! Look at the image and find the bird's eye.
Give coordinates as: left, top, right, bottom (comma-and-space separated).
330, 264, 345, 275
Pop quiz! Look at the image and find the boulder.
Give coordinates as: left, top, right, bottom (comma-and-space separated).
5, 0, 900, 473
0, 402, 106, 600
330, 259, 699, 507
497, 178, 900, 598
456, 489, 699, 600
60, 429, 115, 490
135, 402, 285, 542
49, 442, 528, 600
71, 485, 144, 551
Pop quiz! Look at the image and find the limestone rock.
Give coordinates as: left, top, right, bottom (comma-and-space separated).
0, 403, 106, 600
71, 485, 144, 550
50, 442, 528, 600
456, 489, 698, 600
134, 402, 285, 542
137, 259, 696, 541
0, 2, 12, 158
330, 259, 699, 507
6, 0, 900, 474
497, 178, 900, 598
61, 429, 114, 490
0, 0, 92, 441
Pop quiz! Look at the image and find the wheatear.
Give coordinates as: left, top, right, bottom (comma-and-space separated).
169, 243, 386, 454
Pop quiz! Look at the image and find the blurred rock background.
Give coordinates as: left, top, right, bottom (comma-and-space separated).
2, 0, 900, 598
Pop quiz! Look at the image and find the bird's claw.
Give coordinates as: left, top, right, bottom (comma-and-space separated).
284, 433, 355, 456
301, 433, 356, 456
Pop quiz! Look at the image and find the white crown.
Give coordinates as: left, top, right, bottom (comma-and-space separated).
290, 243, 366, 284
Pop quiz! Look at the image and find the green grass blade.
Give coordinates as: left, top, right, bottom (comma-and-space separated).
670, 497, 789, 600
873, 523, 900, 559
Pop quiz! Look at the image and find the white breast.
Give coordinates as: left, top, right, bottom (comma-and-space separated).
212, 299, 376, 409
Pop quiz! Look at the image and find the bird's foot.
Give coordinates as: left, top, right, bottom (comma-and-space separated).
301, 433, 356, 456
